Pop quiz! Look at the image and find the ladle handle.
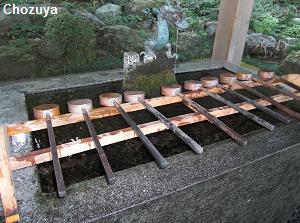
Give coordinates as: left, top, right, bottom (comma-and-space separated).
203, 89, 275, 131
46, 113, 66, 198
82, 108, 115, 184
218, 84, 292, 124
138, 98, 204, 154
177, 92, 247, 146
252, 78, 300, 102
114, 101, 169, 169
236, 80, 300, 120
275, 75, 300, 92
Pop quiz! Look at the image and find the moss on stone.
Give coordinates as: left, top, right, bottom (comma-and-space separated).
279, 50, 300, 74
123, 71, 177, 98
240, 62, 259, 72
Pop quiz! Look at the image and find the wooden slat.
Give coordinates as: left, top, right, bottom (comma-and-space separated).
212, 0, 254, 65
0, 126, 19, 223
8, 93, 296, 171
7, 82, 260, 136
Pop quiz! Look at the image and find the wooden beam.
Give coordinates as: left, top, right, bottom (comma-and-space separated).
0, 126, 19, 223
8, 93, 296, 171
7, 82, 260, 136
212, 0, 254, 65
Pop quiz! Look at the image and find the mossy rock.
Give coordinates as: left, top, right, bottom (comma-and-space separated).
123, 70, 177, 98
122, 52, 177, 97
96, 25, 144, 57
279, 51, 300, 74
45, 13, 96, 64
0, 46, 40, 80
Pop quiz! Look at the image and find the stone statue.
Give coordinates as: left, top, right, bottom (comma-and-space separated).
123, 0, 190, 97
141, 0, 190, 63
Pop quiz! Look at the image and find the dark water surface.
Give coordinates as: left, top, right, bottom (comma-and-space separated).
25, 69, 298, 193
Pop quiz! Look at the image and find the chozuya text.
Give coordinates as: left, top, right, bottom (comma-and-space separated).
3, 4, 58, 18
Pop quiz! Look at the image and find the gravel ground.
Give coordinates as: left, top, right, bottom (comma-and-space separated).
288, 206, 300, 223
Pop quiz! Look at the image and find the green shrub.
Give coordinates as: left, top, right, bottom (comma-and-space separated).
250, 0, 298, 38
45, 13, 96, 64
178, 31, 213, 62
288, 39, 300, 52
0, 39, 31, 58
278, 14, 300, 38
9, 24, 44, 40
103, 15, 144, 28
253, 13, 279, 35
8, 39, 31, 54
0, 0, 46, 7
40, 57, 122, 77
61, 1, 77, 10
137, 29, 148, 40
243, 55, 279, 72
281, 24, 300, 38
181, 0, 220, 21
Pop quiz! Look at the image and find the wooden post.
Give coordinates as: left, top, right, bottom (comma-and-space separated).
0, 126, 19, 223
212, 0, 254, 65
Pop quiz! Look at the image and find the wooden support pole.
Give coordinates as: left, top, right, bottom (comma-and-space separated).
0, 126, 19, 223
212, 0, 254, 65
6, 82, 262, 136
8, 93, 296, 171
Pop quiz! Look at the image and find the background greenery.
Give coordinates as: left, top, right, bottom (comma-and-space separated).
0, 0, 299, 80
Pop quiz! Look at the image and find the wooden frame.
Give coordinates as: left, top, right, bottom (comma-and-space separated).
0, 126, 19, 223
